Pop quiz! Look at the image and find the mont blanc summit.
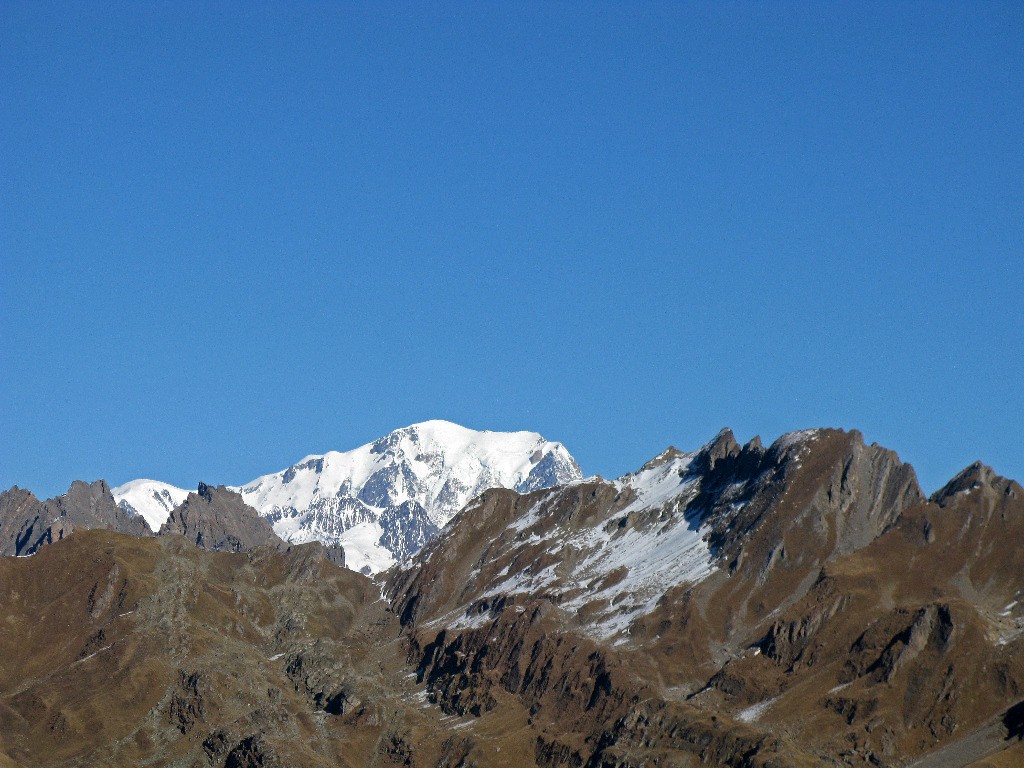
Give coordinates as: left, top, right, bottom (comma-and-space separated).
233, 420, 582, 573
111, 420, 581, 573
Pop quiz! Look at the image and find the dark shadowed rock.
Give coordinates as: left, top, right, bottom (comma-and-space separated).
0, 486, 42, 555
225, 734, 280, 768
690, 427, 741, 475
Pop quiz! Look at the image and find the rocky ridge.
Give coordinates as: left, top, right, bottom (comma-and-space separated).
158, 483, 283, 554
0, 480, 151, 557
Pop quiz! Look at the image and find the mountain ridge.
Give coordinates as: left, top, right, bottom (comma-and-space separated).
385, 427, 1024, 766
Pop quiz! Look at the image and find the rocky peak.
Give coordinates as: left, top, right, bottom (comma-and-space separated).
693, 428, 925, 613
0, 485, 39, 510
817, 432, 925, 555
160, 485, 281, 554
929, 460, 1020, 505
53, 479, 152, 535
65, 478, 109, 500
0, 479, 151, 557
636, 446, 687, 474
691, 428, 741, 475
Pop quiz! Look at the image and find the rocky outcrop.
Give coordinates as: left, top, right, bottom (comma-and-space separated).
378, 501, 438, 561
224, 734, 280, 768
0, 480, 151, 556
158, 483, 280, 553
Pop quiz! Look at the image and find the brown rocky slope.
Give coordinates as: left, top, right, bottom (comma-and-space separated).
0, 529, 485, 767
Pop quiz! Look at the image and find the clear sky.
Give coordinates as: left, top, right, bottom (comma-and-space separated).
2, 2, 1022, 499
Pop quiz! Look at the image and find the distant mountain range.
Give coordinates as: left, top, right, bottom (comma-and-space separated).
3, 423, 1024, 766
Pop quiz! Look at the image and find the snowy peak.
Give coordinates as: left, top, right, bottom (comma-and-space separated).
112, 478, 189, 532
235, 420, 582, 574
109, 422, 581, 575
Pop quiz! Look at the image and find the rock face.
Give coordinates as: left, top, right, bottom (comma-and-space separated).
158, 483, 281, 554
156, 483, 346, 566
0, 480, 151, 556
0, 486, 43, 555
234, 420, 582, 574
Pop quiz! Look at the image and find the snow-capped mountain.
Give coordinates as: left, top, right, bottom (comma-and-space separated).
234, 420, 582, 573
112, 478, 189, 531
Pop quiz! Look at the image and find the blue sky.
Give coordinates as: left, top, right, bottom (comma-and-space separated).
2, 2, 1022, 499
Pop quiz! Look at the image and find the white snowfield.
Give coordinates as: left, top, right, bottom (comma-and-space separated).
234, 420, 582, 574
112, 479, 189, 532
236, 420, 576, 527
